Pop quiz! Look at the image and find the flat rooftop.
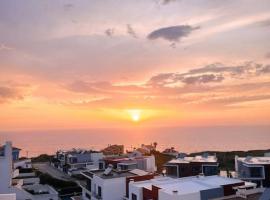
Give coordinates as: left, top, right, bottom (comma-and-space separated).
23, 184, 58, 195
223, 193, 262, 200
57, 149, 101, 155
131, 176, 243, 196
104, 156, 152, 162
237, 156, 270, 165
82, 169, 150, 179
167, 155, 217, 164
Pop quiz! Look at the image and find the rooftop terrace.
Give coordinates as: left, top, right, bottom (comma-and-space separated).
131, 175, 243, 196
237, 156, 270, 165
82, 169, 150, 179
168, 155, 217, 164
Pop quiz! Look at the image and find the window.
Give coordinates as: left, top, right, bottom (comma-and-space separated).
85, 192, 91, 199
166, 166, 178, 177
203, 165, 218, 176
98, 186, 102, 198
99, 162, 104, 169
250, 167, 262, 178
191, 165, 201, 175
132, 193, 137, 200
70, 157, 77, 163
121, 165, 128, 170
86, 179, 91, 191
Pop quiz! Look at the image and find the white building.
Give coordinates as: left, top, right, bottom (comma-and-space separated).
164, 154, 219, 178
102, 154, 157, 173
14, 159, 32, 169
0, 141, 14, 195
235, 155, 270, 187
128, 175, 262, 200
80, 166, 154, 200
22, 184, 58, 200
0, 141, 58, 200
13, 168, 40, 186
54, 149, 104, 175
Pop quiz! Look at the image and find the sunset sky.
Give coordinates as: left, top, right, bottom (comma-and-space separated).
0, 0, 270, 130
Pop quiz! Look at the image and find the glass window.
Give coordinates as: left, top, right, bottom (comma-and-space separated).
203, 166, 218, 176
99, 162, 104, 169
132, 193, 137, 200
85, 192, 91, 199
86, 179, 91, 191
166, 166, 178, 177
250, 167, 262, 178
98, 186, 102, 198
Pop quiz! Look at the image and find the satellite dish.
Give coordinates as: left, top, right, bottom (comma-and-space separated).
103, 164, 113, 176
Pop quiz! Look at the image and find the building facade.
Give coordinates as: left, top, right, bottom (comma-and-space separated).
128, 175, 246, 200
102, 154, 156, 173
0, 141, 58, 200
54, 149, 104, 174
235, 155, 270, 187
0, 145, 21, 161
80, 167, 154, 200
164, 155, 219, 178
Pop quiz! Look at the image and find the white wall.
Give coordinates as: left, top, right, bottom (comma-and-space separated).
0, 142, 13, 192
17, 172, 36, 178
22, 177, 40, 185
128, 184, 201, 200
128, 183, 143, 200
9, 187, 32, 200
22, 184, 58, 200
14, 159, 32, 169
0, 194, 16, 200
103, 177, 126, 200
82, 188, 91, 200
91, 152, 104, 164
159, 190, 200, 200
86, 175, 127, 200
146, 155, 156, 172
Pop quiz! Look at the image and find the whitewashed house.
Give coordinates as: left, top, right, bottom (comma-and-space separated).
80, 165, 154, 200
0, 141, 58, 200
128, 175, 262, 200
235, 155, 270, 187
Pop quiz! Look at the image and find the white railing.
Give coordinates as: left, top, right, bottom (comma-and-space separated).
236, 187, 265, 198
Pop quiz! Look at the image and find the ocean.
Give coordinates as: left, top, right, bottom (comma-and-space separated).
0, 125, 269, 157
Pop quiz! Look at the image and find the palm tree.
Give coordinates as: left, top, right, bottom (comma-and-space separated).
153, 142, 157, 150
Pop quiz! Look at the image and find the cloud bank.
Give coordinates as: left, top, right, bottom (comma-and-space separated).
65, 62, 270, 108
147, 25, 199, 42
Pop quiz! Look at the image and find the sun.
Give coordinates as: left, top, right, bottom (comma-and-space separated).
131, 113, 140, 122
127, 109, 142, 122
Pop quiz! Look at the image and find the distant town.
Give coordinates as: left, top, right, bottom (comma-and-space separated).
0, 141, 270, 200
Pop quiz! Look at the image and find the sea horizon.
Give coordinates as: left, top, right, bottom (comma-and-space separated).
1, 125, 269, 157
